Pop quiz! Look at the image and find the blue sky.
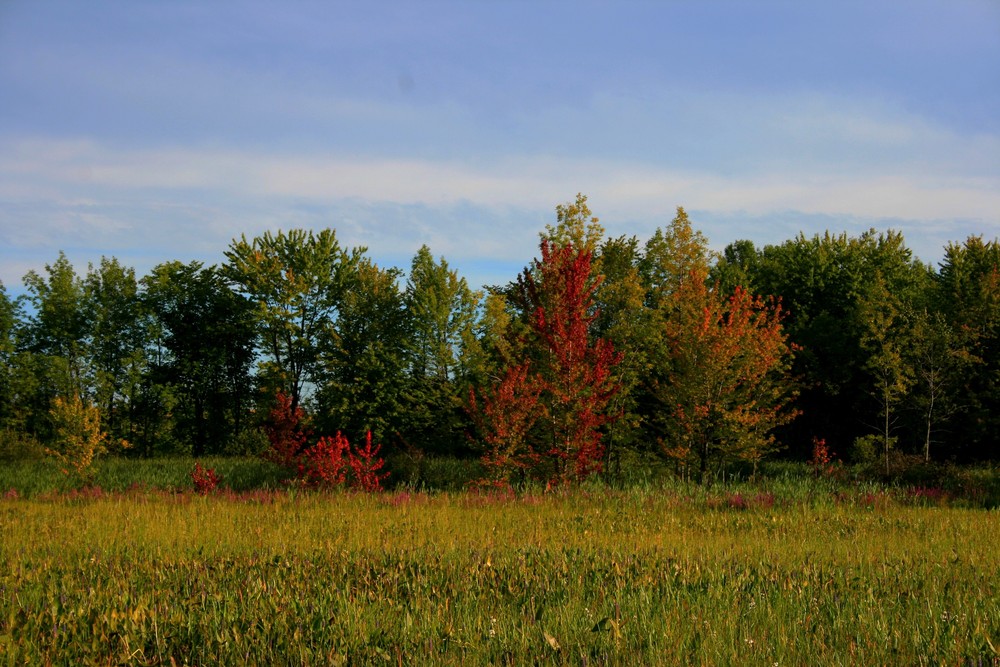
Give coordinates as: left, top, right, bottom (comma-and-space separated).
1, 1, 998, 292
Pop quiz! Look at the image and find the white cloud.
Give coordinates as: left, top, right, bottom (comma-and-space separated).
3, 133, 998, 225
2, 86, 998, 286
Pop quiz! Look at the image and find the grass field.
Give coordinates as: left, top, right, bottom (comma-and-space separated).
1, 465, 998, 665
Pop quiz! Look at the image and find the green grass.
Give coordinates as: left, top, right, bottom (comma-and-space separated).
1, 484, 998, 665
0, 456, 290, 497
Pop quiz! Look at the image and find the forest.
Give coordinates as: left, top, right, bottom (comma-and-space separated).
1, 195, 998, 485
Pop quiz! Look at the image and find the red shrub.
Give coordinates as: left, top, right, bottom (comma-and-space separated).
263, 391, 311, 470
298, 432, 350, 488
191, 462, 221, 494
810, 437, 839, 478
348, 431, 389, 492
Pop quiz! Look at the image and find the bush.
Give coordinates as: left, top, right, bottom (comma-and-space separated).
190, 462, 222, 494
0, 429, 46, 461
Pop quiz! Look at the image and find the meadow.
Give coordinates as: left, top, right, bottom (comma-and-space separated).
1, 460, 998, 665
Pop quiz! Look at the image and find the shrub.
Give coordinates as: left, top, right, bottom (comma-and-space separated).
348, 431, 389, 492
45, 394, 107, 479
0, 429, 45, 461
809, 437, 841, 479
298, 433, 350, 488
262, 391, 310, 469
191, 462, 221, 495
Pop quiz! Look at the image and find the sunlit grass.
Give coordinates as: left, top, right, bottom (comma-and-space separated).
1, 486, 997, 664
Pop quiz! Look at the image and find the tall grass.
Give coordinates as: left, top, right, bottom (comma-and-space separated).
2, 487, 997, 664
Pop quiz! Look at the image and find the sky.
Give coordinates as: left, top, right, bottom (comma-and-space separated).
1, 0, 998, 294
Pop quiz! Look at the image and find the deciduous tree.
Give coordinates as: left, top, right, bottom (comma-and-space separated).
84, 257, 148, 446
142, 261, 257, 455
517, 239, 623, 482
223, 229, 363, 413
314, 259, 408, 446
654, 273, 798, 481
402, 246, 482, 455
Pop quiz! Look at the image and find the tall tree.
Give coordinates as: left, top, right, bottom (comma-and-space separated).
223, 229, 363, 412
541, 193, 606, 259
315, 259, 408, 445
748, 230, 925, 457
84, 257, 148, 445
653, 274, 798, 481
711, 239, 761, 295
908, 309, 972, 462
517, 239, 623, 482
0, 283, 21, 431
402, 246, 482, 455
935, 236, 1000, 459
640, 206, 713, 310
857, 272, 912, 474
22, 252, 89, 398
21, 252, 91, 443
142, 262, 257, 456
592, 235, 654, 463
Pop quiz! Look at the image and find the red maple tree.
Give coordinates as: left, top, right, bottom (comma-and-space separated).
471, 240, 623, 485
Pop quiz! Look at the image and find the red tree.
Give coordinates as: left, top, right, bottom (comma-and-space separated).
471, 240, 623, 485
526, 240, 623, 481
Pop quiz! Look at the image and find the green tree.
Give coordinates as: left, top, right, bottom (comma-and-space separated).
857, 272, 912, 474
640, 207, 713, 311
711, 239, 761, 295
908, 308, 972, 462
142, 262, 257, 456
223, 229, 363, 413
0, 282, 18, 428
541, 193, 606, 257
22, 252, 89, 398
84, 257, 148, 446
315, 259, 408, 445
935, 236, 1000, 459
748, 230, 925, 457
592, 235, 654, 465
402, 246, 482, 456
21, 252, 91, 443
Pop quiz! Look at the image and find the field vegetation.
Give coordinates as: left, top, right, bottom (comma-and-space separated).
1, 460, 999, 665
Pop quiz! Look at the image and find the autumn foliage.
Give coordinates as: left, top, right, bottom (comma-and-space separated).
471, 240, 623, 485
657, 273, 799, 479
468, 361, 545, 485
46, 393, 108, 478
264, 391, 389, 491
190, 462, 222, 494
262, 391, 310, 470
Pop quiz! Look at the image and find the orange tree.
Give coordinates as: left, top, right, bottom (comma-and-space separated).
653, 270, 798, 481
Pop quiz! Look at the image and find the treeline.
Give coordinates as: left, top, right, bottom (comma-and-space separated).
1, 195, 997, 481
